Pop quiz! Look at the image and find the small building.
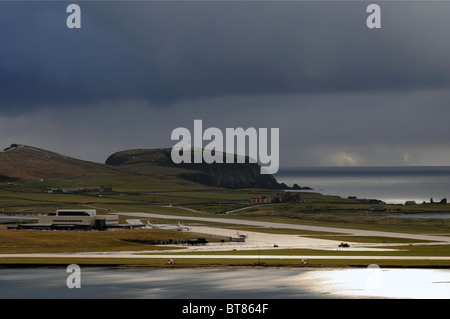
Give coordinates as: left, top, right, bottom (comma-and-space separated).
250, 192, 301, 204
250, 197, 271, 204
405, 201, 416, 205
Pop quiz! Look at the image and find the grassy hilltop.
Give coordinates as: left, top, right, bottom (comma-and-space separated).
0, 144, 281, 213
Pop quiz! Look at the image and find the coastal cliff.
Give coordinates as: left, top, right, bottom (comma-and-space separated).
106, 148, 306, 190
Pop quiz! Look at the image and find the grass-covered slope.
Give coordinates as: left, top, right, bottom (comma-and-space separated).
0, 144, 116, 180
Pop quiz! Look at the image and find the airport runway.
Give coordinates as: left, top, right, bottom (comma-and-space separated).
1, 211, 448, 262
115, 211, 450, 243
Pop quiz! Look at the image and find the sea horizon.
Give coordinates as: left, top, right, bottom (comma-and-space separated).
275, 166, 450, 205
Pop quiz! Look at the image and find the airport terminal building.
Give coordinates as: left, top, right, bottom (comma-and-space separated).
16, 209, 120, 231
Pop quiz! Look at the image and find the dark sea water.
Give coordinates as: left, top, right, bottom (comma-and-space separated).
276, 166, 450, 205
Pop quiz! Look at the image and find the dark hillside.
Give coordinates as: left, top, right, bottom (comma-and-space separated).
106, 148, 290, 190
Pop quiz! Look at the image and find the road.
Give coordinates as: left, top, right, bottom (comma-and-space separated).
0, 252, 449, 261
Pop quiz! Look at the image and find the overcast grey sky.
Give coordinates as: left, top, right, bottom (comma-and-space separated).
1, 1, 450, 168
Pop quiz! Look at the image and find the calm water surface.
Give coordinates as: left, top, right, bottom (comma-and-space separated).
0, 268, 449, 299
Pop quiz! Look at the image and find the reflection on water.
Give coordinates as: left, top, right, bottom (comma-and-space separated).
303, 268, 450, 299
0, 268, 449, 299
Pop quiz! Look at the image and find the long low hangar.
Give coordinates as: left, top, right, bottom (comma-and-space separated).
15, 209, 125, 231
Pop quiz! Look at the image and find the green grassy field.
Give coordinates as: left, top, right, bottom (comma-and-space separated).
0, 229, 197, 254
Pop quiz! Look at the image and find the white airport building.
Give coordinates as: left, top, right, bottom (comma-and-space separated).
17, 209, 121, 230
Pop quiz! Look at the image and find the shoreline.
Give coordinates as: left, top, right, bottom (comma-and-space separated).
2, 263, 450, 269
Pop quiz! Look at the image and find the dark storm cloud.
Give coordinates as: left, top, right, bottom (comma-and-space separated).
2, 1, 450, 112
87, 1, 450, 99
2, 1, 450, 167
0, 2, 140, 111
3, 89, 449, 166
